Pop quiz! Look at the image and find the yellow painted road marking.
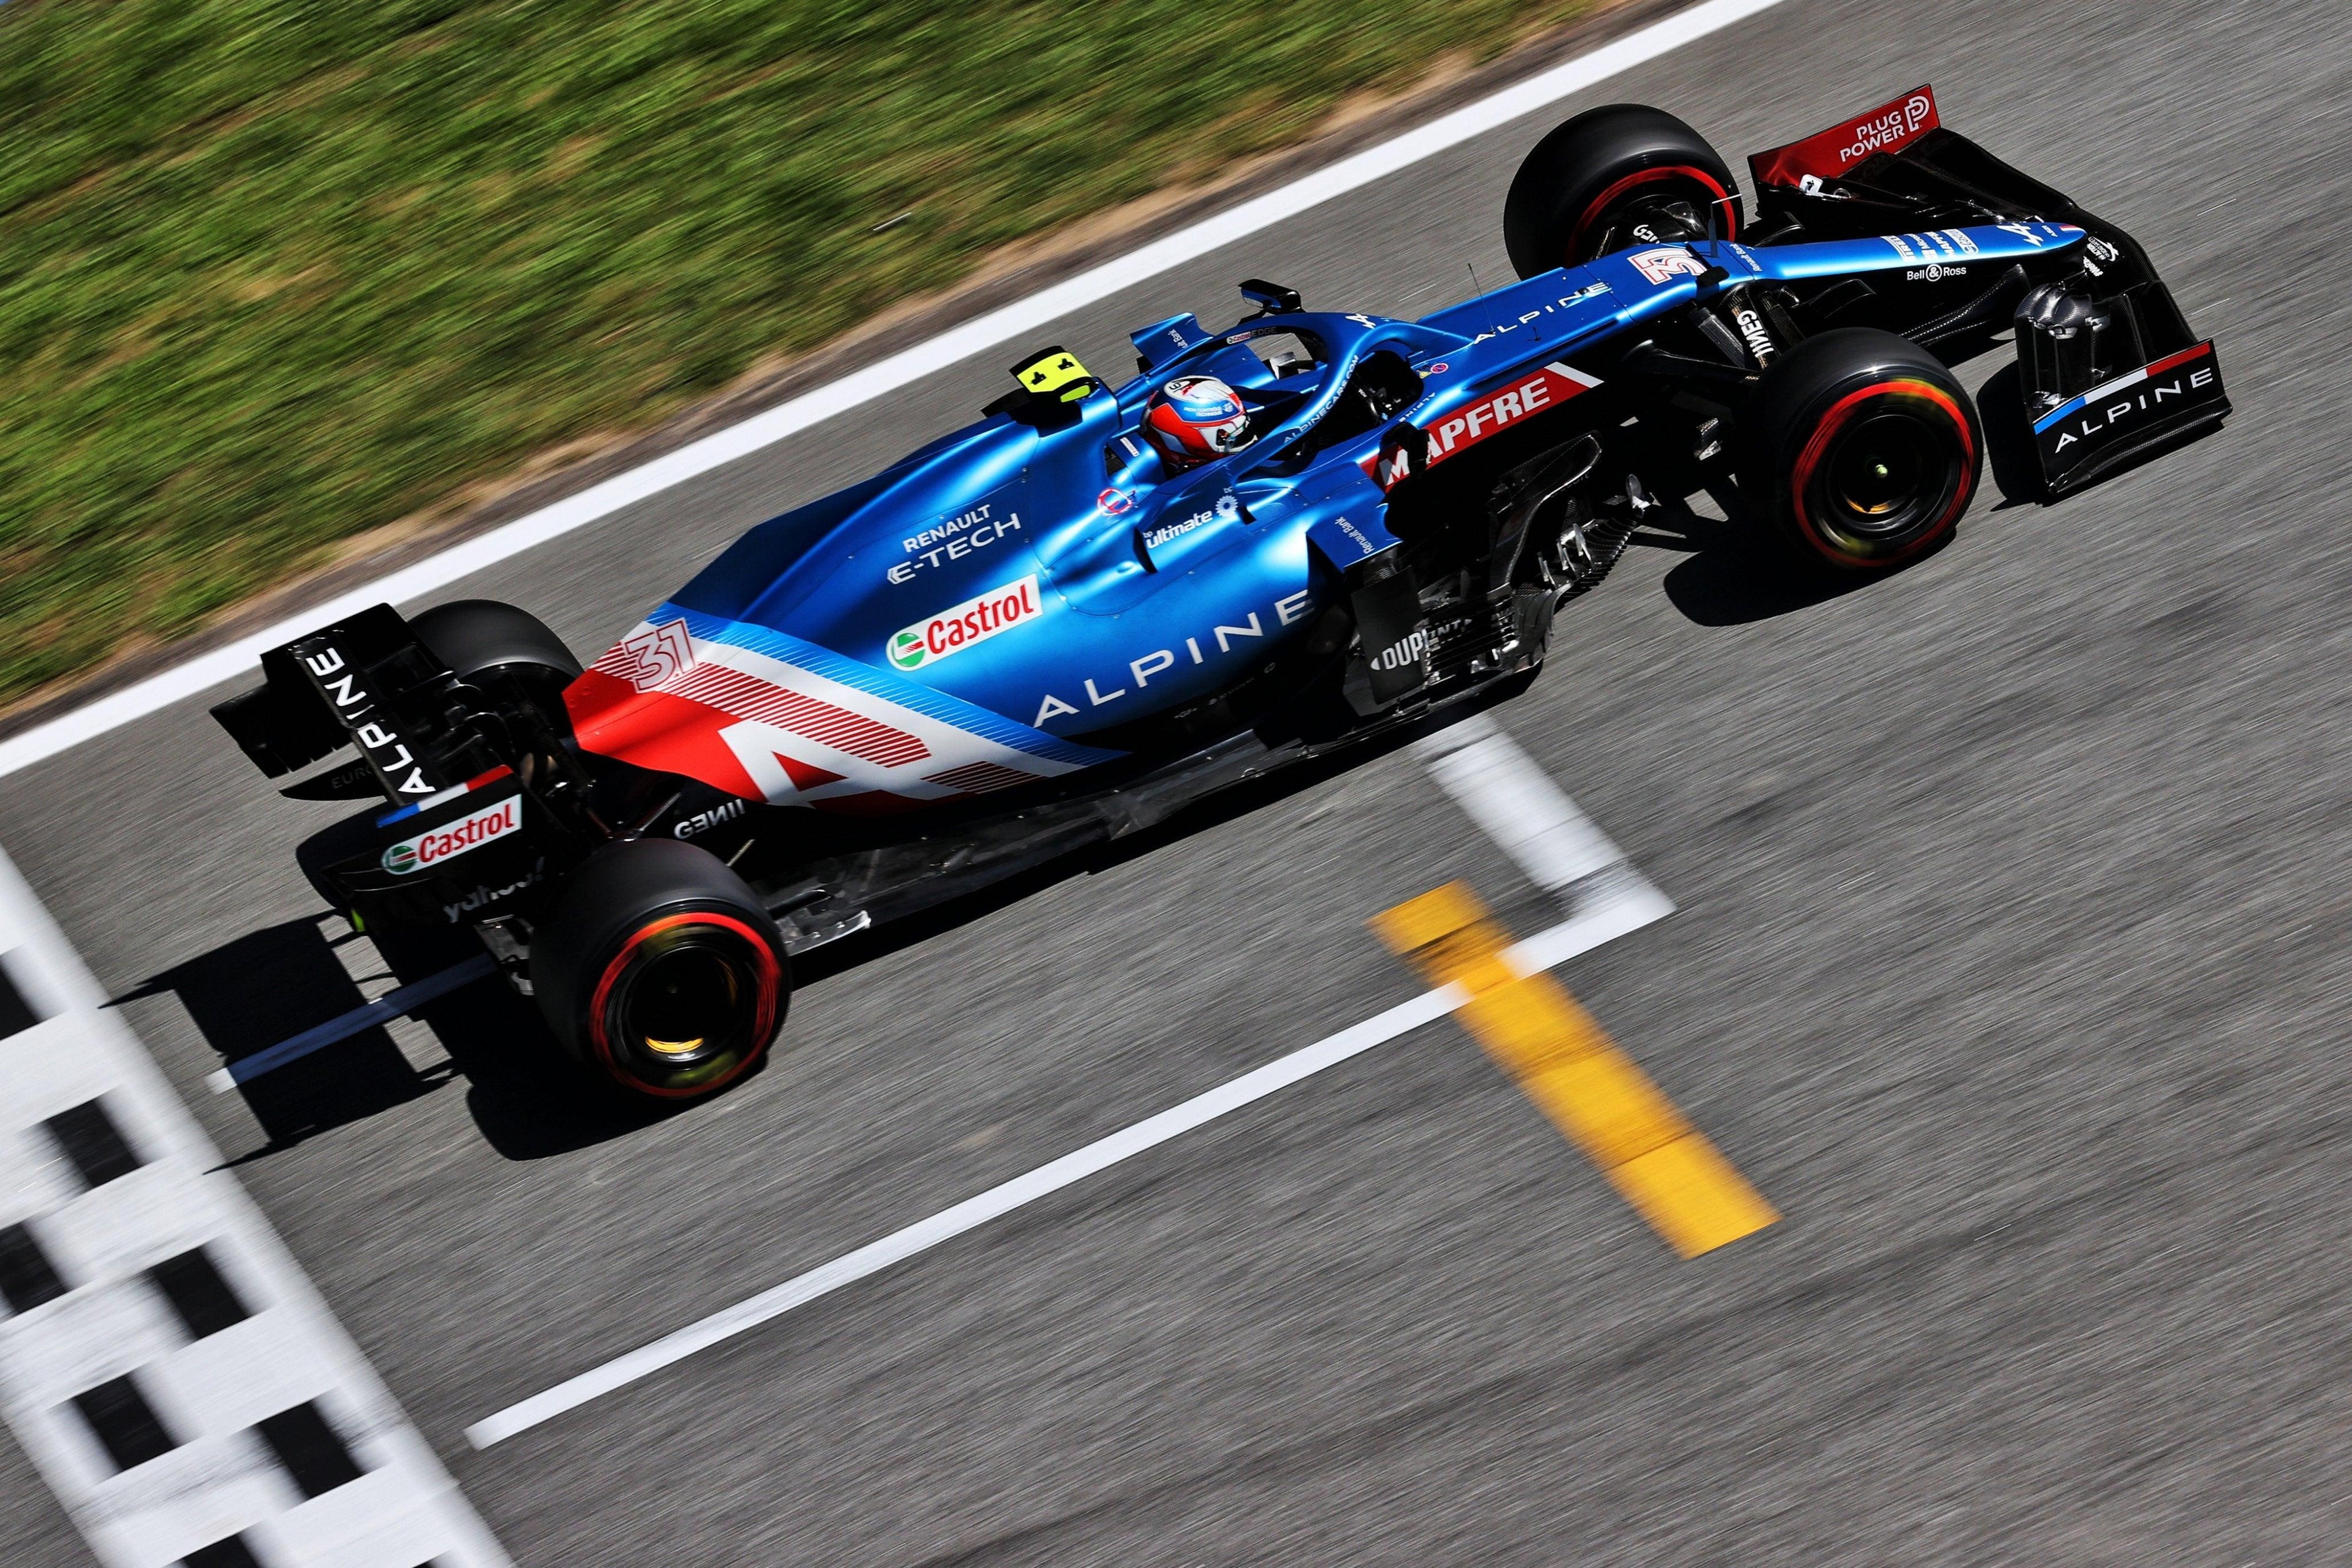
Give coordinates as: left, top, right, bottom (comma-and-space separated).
1373, 883, 1776, 1257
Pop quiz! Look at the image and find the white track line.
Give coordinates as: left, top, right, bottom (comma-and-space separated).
465, 880, 1668, 1450
0, 0, 1789, 785
0, 846, 510, 1566
1414, 713, 1633, 895
206, 952, 498, 1094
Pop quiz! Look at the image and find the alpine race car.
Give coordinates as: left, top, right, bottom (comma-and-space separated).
215, 86, 2226, 1101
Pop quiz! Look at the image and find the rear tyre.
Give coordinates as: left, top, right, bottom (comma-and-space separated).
412, 599, 580, 713
1739, 329, 1983, 571
529, 838, 788, 1101
1502, 104, 1739, 278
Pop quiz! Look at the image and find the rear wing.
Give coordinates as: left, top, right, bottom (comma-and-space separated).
211, 604, 467, 803
1746, 86, 2228, 496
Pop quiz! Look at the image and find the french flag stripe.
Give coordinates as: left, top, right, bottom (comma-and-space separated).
2034, 342, 2212, 433
374, 764, 515, 826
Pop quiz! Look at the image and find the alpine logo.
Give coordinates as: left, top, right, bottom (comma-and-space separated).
382, 795, 522, 875
567, 604, 1118, 818
292, 638, 440, 797
888, 576, 1043, 670
2034, 343, 2222, 456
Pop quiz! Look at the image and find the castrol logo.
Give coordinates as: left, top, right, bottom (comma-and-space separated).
381, 796, 522, 876
888, 574, 1044, 670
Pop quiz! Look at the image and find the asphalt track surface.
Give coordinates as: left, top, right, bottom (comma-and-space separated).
5, 0, 2349, 1560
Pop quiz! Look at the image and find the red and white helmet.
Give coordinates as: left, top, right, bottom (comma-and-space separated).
1142, 375, 1253, 469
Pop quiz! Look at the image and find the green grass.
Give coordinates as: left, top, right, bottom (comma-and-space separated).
0, 0, 1601, 705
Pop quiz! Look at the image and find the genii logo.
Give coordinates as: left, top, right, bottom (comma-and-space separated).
889, 574, 1043, 671
381, 796, 522, 875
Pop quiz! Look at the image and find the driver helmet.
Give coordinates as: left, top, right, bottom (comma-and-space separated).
1142, 375, 1254, 469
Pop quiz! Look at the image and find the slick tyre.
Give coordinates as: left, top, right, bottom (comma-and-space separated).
1740, 329, 1983, 571
1502, 103, 1740, 278
530, 838, 788, 1101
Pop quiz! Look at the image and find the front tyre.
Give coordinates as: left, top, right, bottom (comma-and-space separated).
530, 838, 787, 1101
1740, 329, 1984, 571
1502, 103, 1739, 278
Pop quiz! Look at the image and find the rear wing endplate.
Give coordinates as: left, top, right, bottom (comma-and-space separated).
211, 604, 458, 800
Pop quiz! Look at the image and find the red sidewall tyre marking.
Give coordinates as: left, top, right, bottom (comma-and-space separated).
1568, 164, 1736, 263
1788, 379, 1976, 568
587, 910, 782, 1098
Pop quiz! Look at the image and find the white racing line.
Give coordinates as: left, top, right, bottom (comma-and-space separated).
0, 0, 1789, 785
0, 846, 510, 1567
1412, 711, 1633, 895
467, 713, 1669, 1449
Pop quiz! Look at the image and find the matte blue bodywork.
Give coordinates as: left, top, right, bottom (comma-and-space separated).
656, 221, 2080, 744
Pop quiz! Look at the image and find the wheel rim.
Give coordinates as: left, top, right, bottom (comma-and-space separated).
1569, 165, 1736, 264
1822, 413, 1939, 536
1789, 380, 1975, 566
589, 912, 782, 1096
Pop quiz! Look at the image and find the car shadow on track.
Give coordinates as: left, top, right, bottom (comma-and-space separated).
123, 683, 1549, 1163
121, 916, 677, 1165
1643, 347, 2120, 619
791, 681, 1532, 987
1649, 486, 1875, 626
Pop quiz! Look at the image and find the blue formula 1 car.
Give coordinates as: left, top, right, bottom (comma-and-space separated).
216, 86, 2226, 1099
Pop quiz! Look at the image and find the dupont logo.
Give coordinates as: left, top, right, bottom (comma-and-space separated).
888, 575, 1043, 671
382, 796, 522, 875
1369, 627, 1429, 673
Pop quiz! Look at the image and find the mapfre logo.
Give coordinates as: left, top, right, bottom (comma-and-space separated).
1630, 247, 1709, 286
614, 618, 695, 692
381, 796, 522, 876
888, 575, 1043, 671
